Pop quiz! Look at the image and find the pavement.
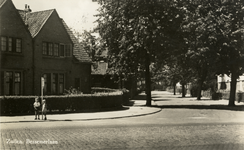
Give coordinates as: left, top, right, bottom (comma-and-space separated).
0, 99, 160, 123
0, 91, 243, 123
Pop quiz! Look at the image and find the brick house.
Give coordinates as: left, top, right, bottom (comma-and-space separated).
0, 0, 91, 96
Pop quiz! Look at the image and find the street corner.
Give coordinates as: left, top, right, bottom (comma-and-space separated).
126, 106, 162, 117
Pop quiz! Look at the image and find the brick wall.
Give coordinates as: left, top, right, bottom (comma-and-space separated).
0, 0, 34, 95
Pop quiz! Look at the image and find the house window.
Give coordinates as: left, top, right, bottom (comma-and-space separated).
52, 73, 58, 94
60, 44, 65, 57
8, 37, 13, 52
1, 37, 22, 53
48, 43, 53, 56
43, 73, 51, 95
14, 72, 21, 95
16, 39, 22, 52
59, 74, 64, 94
5, 72, 13, 95
1, 71, 22, 95
65, 44, 72, 57
43, 73, 65, 95
54, 44, 59, 56
43, 42, 47, 55
1, 37, 7, 51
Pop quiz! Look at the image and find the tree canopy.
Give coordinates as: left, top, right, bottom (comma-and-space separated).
95, 0, 244, 106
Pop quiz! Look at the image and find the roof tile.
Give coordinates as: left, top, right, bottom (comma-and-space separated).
61, 19, 92, 63
18, 9, 54, 37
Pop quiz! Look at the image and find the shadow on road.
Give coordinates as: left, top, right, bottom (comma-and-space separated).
0, 106, 130, 117
131, 91, 244, 111
152, 105, 244, 111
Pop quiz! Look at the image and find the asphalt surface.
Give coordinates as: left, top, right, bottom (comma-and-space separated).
1, 91, 244, 150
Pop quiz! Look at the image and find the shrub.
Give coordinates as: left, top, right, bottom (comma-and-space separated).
0, 90, 128, 115
91, 87, 119, 93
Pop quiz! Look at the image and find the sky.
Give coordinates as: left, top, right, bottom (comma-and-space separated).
12, 0, 100, 33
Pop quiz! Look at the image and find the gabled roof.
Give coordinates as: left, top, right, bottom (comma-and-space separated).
17, 4, 91, 63
61, 19, 92, 63
18, 9, 54, 37
0, 0, 6, 8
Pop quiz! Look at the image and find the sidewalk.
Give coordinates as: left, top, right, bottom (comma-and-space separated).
0, 101, 160, 123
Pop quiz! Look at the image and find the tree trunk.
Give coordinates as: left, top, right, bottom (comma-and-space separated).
182, 83, 185, 97
197, 67, 208, 100
197, 79, 203, 100
173, 83, 176, 95
145, 53, 151, 106
229, 71, 238, 106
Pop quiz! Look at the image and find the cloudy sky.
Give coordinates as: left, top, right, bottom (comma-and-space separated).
12, 0, 100, 33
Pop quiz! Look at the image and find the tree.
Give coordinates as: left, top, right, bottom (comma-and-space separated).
182, 0, 244, 104
214, 0, 244, 106
180, 0, 221, 100
95, 0, 186, 106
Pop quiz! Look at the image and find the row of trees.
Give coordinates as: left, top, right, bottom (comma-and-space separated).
94, 0, 244, 106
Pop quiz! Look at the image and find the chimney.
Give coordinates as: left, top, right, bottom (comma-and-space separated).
24, 4, 31, 27
24, 4, 32, 13
28, 5, 32, 12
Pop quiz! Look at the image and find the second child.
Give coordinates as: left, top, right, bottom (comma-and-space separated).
33, 97, 40, 120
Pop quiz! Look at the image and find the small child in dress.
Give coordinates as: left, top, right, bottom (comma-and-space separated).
42, 99, 47, 120
33, 97, 40, 120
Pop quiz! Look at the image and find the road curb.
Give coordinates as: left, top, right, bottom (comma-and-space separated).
0, 106, 162, 123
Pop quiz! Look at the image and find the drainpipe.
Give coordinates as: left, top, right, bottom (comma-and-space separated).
32, 38, 35, 95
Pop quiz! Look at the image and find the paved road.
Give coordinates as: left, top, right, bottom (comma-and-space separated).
1, 121, 244, 150
1, 91, 244, 150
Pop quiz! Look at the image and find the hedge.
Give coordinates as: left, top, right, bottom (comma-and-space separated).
0, 91, 129, 115
91, 87, 118, 93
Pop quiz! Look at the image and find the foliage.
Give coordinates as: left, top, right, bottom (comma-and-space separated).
95, 0, 187, 105
95, 0, 244, 106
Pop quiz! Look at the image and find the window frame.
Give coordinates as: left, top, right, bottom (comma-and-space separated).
65, 44, 72, 57
1, 71, 22, 95
59, 44, 65, 57
53, 43, 59, 56
8, 37, 13, 52
48, 43, 53, 56
16, 38, 22, 53
42, 42, 48, 55
1, 36, 22, 53
1, 36, 7, 52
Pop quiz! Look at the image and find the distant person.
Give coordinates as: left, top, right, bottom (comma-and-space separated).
33, 97, 40, 120
42, 99, 47, 120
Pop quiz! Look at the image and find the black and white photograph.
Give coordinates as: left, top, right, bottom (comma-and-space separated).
1, 0, 244, 149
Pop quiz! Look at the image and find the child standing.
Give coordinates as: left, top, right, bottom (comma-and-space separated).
42, 99, 47, 120
33, 97, 40, 120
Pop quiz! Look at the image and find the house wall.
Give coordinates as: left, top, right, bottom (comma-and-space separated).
33, 11, 91, 95
0, 0, 33, 95
72, 63, 91, 94
217, 74, 244, 92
